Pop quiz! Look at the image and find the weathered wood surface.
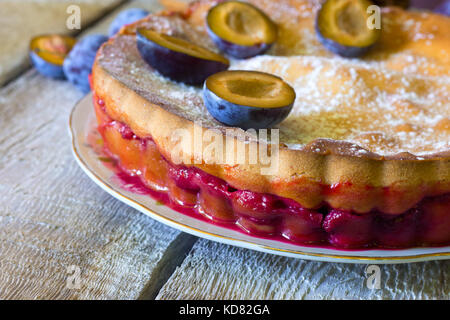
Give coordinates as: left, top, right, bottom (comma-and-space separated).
0, 0, 123, 86
157, 240, 449, 300
0, 0, 448, 300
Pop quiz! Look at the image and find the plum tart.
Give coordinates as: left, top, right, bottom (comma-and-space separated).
91, 0, 450, 249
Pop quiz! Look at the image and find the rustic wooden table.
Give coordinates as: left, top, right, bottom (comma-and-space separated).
0, 0, 448, 300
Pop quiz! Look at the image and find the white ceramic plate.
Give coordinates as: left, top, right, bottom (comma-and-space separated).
69, 94, 450, 264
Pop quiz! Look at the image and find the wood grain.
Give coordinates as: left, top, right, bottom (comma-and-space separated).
156, 240, 449, 300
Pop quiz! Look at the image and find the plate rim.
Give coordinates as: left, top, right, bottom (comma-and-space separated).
69, 94, 450, 264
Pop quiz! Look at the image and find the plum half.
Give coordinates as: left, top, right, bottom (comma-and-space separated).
316, 0, 381, 57
206, 1, 277, 59
137, 28, 229, 85
203, 70, 295, 129
29, 35, 76, 79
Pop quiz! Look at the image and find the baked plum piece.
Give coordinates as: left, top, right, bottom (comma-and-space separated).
206, 1, 277, 59
323, 209, 374, 248
137, 28, 229, 85
29, 35, 76, 79
316, 0, 380, 57
203, 70, 295, 129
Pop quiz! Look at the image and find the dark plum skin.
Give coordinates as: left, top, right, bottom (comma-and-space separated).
203, 82, 294, 130
136, 30, 229, 85
315, 22, 374, 58
63, 34, 108, 93
108, 8, 150, 36
435, 0, 450, 15
29, 51, 66, 79
206, 26, 272, 59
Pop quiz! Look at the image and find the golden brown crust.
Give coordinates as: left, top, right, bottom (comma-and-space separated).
92, 0, 450, 214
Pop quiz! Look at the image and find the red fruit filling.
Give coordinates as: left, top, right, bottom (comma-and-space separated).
92, 94, 450, 249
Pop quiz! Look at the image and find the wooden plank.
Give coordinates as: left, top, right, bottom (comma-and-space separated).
0, 0, 199, 300
0, 69, 179, 299
0, 0, 123, 86
156, 239, 449, 299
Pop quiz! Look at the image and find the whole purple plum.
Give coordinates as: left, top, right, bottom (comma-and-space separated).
108, 8, 149, 37
62, 34, 108, 93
